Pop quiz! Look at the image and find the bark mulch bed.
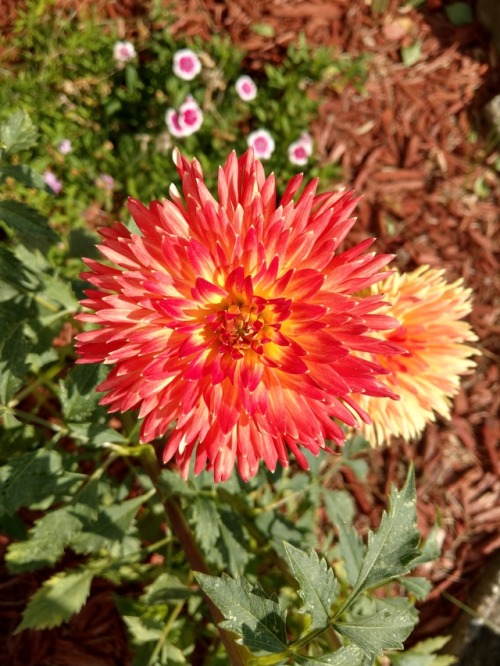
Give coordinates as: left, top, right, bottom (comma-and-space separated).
1, 0, 499, 663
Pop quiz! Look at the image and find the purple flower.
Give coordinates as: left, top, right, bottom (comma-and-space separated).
247, 129, 275, 160
172, 49, 202, 81
113, 41, 136, 64
95, 174, 115, 191
57, 139, 72, 155
43, 171, 62, 194
235, 75, 257, 101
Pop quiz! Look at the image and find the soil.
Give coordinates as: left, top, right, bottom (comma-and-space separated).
0, 0, 499, 664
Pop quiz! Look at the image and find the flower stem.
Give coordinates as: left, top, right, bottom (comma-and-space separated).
139, 445, 251, 666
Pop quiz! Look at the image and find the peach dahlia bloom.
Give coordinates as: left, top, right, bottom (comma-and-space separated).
355, 265, 478, 445
76, 149, 403, 481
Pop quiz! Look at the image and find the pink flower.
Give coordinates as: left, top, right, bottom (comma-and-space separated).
247, 129, 275, 160
288, 132, 314, 166
76, 149, 403, 482
113, 41, 137, 64
95, 174, 115, 191
165, 96, 203, 138
172, 49, 202, 81
43, 171, 62, 194
57, 139, 72, 155
235, 75, 257, 101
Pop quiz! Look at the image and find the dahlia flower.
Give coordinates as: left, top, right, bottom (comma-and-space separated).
235, 75, 257, 101
354, 265, 478, 445
172, 48, 202, 81
76, 149, 403, 481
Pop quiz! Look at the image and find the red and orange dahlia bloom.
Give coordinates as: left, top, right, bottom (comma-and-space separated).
76, 149, 403, 481
354, 265, 478, 446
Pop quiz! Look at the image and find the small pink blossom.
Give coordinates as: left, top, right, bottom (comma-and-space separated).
165, 96, 203, 138
235, 75, 257, 101
57, 139, 72, 155
95, 174, 115, 191
288, 132, 314, 166
172, 49, 202, 81
113, 41, 136, 64
43, 171, 62, 194
247, 129, 275, 160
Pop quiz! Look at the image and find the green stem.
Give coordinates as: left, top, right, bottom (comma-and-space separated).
139, 445, 251, 666
8, 362, 63, 408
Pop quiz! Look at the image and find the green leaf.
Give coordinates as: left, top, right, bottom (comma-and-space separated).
0, 245, 38, 300
401, 41, 422, 67
6, 507, 82, 572
193, 496, 220, 555
342, 465, 420, 611
337, 521, 365, 588
196, 573, 288, 654
0, 110, 38, 156
284, 542, 338, 631
334, 603, 418, 657
410, 524, 442, 566
141, 573, 190, 605
59, 363, 108, 423
250, 23, 276, 37
0, 324, 30, 405
16, 568, 94, 632
323, 489, 356, 526
70, 492, 148, 554
390, 635, 457, 665
398, 576, 432, 600
445, 2, 473, 26
294, 645, 366, 665
159, 468, 196, 498
0, 449, 74, 516
0, 164, 49, 190
0, 200, 58, 250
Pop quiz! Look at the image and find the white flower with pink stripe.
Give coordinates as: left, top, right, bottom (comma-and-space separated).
113, 41, 136, 64
288, 132, 314, 166
247, 129, 275, 160
235, 75, 257, 101
173, 49, 202, 81
165, 96, 203, 138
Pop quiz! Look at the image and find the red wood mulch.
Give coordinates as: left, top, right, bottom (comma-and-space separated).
1, 0, 499, 663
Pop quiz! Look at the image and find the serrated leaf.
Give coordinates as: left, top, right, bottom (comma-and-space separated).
294, 645, 366, 665
59, 363, 107, 422
193, 496, 220, 554
218, 508, 249, 576
284, 542, 338, 631
323, 489, 356, 526
16, 568, 94, 632
0, 165, 48, 190
0, 200, 57, 250
196, 573, 287, 654
70, 492, 148, 554
0, 245, 38, 300
337, 521, 365, 587
342, 466, 420, 611
398, 576, 432, 600
6, 507, 82, 572
0, 449, 73, 516
141, 573, 190, 605
390, 635, 457, 666
159, 468, 196, 498
0, 110, 38, 155
334, 603, 418, 657
0, 324, 30, 405
410, 523, 442, 566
